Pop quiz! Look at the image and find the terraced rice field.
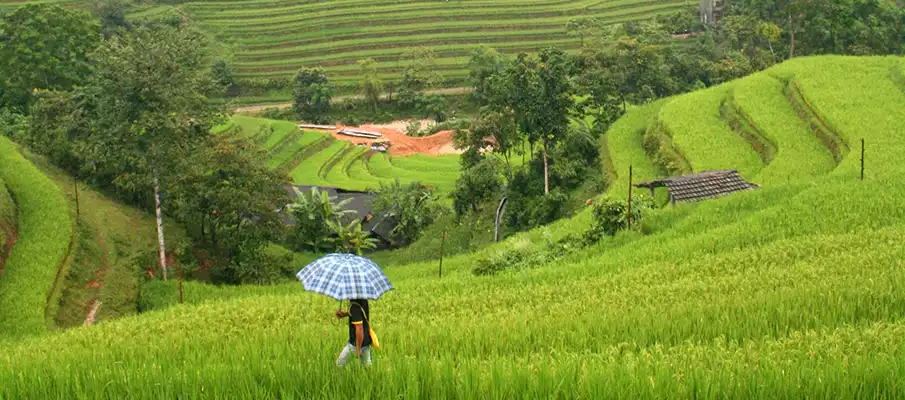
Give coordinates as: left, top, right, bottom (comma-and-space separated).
220, 116, 465, 194
0, 137, 72, 340
0, 0, 73, 11
5, 56, 905, 398
177, 0, 690, 87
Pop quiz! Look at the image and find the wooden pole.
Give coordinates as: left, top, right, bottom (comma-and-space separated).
860, 138, 865, 181
73, 176, 80, 217
178, 260, 184, 304
627, 165, 633, 228
439, 230, 446, 278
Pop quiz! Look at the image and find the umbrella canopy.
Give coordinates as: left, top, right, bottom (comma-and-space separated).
296, 253, 393, 300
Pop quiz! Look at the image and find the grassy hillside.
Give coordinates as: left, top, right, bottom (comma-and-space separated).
21, 154, 182, 329
0, 136, 187, 335
0, 178, 15, 273
3, 56, 905, 398
0, 137, 73, 340
170, 0, 689, 90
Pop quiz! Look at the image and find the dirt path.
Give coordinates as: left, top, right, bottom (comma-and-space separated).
84, 300, 101, 325
234, 87, 472, 113
84, 231, 110, 326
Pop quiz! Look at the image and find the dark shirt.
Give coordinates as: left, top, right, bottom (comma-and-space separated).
348, 299, 372, 347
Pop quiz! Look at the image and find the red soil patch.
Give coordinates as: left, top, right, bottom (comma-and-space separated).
325, 121, 462, 157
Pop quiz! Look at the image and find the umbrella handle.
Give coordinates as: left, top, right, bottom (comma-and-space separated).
331, 300, 343, 326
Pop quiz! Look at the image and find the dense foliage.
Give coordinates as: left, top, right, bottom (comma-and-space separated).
292, 67, 332, 124
371, 180, 443, 246
0, 5, 100, 112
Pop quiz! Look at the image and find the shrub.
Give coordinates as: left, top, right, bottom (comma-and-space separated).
405, 120, 422, 136
472, 231, 584, 276
585, 194, 655, 243
372, 180, 444, 246
506, 189, 569, 231
286, 187, 353, 253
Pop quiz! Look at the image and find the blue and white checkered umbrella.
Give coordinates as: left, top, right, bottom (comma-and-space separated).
296, 253, 393, 300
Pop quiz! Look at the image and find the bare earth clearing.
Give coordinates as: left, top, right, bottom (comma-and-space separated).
319, 119, 461, 156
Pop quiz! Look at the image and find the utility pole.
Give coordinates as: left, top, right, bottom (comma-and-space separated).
627, 165, 633, 228
438, 230, 446, 278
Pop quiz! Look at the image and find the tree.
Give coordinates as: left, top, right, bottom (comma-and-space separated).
398, 47, 443, 107
328, 219, 378, 255
212, 60, 235, 88
23, 90, 85, 170
420, 94, 448, 122
566, 16, 602, 46
452, 157, 504, 217
0, 5, 100, 111
371, 180, 443, 246
719, 15, 781, 69
93, 0, 132, 38
456, 109, 519, 173
506, 49, 573, 195
292, 67, 333, 123
466, 46, 505, 106
655, 8, 702, 34
358, 58, 382, 111
81, 26, 224, 280
174, 138, 290, 283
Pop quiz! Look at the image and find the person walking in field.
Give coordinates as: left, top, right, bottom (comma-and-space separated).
335, 298, 372, 367
296, 254, 391, 368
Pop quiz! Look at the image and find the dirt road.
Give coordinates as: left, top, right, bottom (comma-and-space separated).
233, 87, 472, 113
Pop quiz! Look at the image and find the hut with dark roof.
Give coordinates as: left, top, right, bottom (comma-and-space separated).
634, 170, 758, 205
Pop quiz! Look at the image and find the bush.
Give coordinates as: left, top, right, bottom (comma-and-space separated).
426, 118, 470, 135
372, 180, 444, 246
213, 242, 294, 285
585, 194, 655, 243
286, 187, 354, 253
405, 120, 422, 136
506, 189, 568, 231
472, 231, 584, 276
257, 107, 294, 121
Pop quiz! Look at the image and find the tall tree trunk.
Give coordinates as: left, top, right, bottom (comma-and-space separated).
200, 212, 206, 244
543, 141, 550, 195
788, 4, 796, 58
153, 173, 167, 281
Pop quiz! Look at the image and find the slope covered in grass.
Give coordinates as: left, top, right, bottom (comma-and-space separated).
0, 137, 72, 340
605, 100, 666, 199
20, 154, 182, 329
213, 115, 307, 149
290, 140, 349, 186
658, 84, 764, 178
0, 178, 15, 272
3, 56, 905, 398
731, 73, 836, 185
